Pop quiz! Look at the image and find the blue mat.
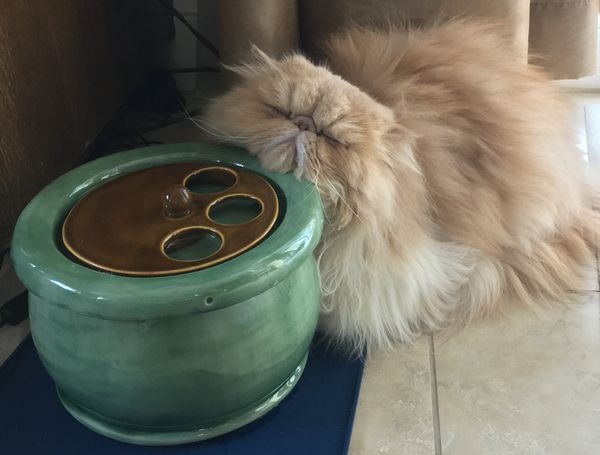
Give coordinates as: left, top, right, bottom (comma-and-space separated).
0, 335, 364, 455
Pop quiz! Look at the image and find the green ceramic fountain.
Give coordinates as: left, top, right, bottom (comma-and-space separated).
10, 143, 323, 445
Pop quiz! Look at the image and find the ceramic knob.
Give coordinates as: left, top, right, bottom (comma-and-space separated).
163, 184, 193, 218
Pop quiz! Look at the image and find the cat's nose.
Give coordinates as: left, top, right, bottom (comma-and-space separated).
292, 116, 316, 133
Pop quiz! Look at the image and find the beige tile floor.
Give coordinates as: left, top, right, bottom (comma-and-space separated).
350, 93, 600, 455
1, 91, 600, 454
350, 294, 600, 455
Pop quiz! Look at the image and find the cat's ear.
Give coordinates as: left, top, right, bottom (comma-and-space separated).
222, 44, 276, 79
249, 44, 276, 67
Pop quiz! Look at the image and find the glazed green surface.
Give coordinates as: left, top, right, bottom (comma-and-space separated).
30, 257, 318, 437
57, 356, 307, 445
11, 143, 324, 445
11, 144, 323, 320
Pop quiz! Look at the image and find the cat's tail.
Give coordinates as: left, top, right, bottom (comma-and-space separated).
500, 207, 600, 313
450, 204, 600, 328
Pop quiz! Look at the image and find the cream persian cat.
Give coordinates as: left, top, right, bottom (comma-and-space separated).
203, 21, 600, 352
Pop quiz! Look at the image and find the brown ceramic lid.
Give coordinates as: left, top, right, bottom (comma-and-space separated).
62, 163, 279, 276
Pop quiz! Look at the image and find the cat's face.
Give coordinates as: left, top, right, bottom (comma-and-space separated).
202, 48, 397, 220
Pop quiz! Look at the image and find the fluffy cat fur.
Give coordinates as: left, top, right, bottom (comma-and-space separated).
202, 20, 600, 353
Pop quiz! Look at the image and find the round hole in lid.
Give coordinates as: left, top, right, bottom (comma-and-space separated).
164, 228, 222, 261
185, 168, 237, 194
209, 196, 263, 225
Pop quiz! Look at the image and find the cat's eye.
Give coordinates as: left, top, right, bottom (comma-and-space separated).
266, 104, 290, 118
322, 133, 346, 147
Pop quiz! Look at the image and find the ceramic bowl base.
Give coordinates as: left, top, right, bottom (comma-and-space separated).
57, 354, 308, 446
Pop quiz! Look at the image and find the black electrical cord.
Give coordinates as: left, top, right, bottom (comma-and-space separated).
157, 0, 220, 59
78, 2, 220, 163
0, 248, 28, 328
168, 66, 220, 74
0, 291, 28, 328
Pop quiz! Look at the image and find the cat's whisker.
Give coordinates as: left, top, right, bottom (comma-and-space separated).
193, 118, 251, 141
308, 147, 338, 227
312, 187, 334, 227
206, 136, 241, 148
189, 118, 233, 140
297, 141, 358, 228
309, 141, 363, 226
264, 130, 299, 151
184, 107, 255, 142
295, 154, 324, 207
323, 176, 364, 225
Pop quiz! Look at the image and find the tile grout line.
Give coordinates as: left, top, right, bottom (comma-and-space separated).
427, 333, 443, 455
584, 105, 593, 167
587, 103, 600, 293
595, 248, 600, 293
584, 104, 600, 167
578, 102, 589, 159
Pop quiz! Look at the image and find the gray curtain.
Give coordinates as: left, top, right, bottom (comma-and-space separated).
529, 0, 598, 79
218, 0, 598, 83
